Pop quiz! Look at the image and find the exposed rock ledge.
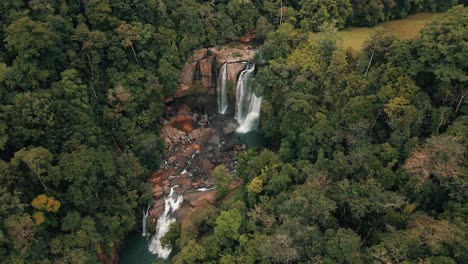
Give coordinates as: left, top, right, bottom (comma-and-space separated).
173, 45, 256, 99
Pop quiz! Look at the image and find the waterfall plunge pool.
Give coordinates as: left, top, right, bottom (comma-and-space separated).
118, 233, 159, 264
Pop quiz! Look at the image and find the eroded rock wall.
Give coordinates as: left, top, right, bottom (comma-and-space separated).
174, 45, 256, 99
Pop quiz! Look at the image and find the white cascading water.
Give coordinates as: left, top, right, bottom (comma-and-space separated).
142, 205, 151, 237
235, 63, 262, 133
217, 63, 228, 114
236, 95, 263, 133
148, 186, 183, 259
196, 187, 215, 192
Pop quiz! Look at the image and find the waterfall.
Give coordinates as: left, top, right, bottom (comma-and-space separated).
235, 63, 262, 133
142, 205, 151, 237
236, 95, 263, 133
217, 63, 228, 114
196, 187, 215, 192
148, 186, 183, 259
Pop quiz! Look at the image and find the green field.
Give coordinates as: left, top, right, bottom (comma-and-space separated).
337, 13, 437, 51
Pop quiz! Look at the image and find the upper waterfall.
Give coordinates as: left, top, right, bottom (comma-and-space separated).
235, 63, 262, 133
217, 63, 228, 114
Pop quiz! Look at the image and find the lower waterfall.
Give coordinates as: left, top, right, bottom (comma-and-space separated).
148, 186, 183, 259
142, 205, 151, 237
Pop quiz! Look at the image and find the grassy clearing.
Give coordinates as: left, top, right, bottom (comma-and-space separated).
325, 13, 437, 52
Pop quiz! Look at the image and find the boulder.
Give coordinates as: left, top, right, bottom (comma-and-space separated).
163, 180, 171, 194
161, 126, 189, 151
191, 182, 201, 189
168, 156, 177, 164
201, 159, 215, 172
209, 135, 220, 145
192, 113, 199, 122
223, 126, 236, 135
153, 185, 164, 199
200, 114, 209, 124
150, 199, 165, 220
183, 189, 217, 207
173, 174, 191, 192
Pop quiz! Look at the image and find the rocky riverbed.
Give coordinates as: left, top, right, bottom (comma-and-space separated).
148, 95, 247, 227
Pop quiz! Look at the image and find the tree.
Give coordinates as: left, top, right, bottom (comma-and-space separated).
174, 239, 206, 264
5, 16, 55, 58
116, 22, 141, 64
404, 135, 465, 188
299, 0, 353, 31
5, 92, 56, 148
215, 208, 243, 246
415, 5, 468, 114
323, 228, 362, 263
212, 165, 232, 199
11, 147, 53, 191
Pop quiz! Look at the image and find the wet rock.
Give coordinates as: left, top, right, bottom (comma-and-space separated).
153, 185, 164, 199
183, 190, 217, 207
163, 180, 171, 194
153, 191, 164, 200
150, 199, 165, 220
223, 126, 235, 135
173, 174, 191, 192
201, 159, 215, 172
200, 115, 208, 124
168, 156, 177, 164
188, 128, 213, 143
161, 126, 189, 151
191, 182, 201, 189
209, 135, 220, 145
192, 113, 199, 122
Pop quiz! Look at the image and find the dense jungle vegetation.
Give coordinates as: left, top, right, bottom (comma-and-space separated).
0, 1, 466, 263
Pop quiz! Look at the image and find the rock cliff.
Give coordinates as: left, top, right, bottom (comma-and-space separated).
174, 45, 256, 99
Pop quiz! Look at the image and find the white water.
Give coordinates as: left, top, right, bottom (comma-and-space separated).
236, 95, 263, 133
235, 63, 262, 133
217, 63, 228, 114
148, 186, 183, 259
196, 187, 215, 192
142, 205, 151, 236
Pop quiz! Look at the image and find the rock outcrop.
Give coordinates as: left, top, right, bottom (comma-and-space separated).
149, 101, 247, 226
174, 45, 256, 99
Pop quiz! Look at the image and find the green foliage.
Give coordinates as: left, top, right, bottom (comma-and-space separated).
172, 5, 466, 264
299, 0, 353, 31
215, 208, 243, 245
0, 1, 464, 263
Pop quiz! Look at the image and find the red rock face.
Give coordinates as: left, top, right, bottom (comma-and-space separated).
171, 115, 194, 134
173, 45, 256, 100
239, 32, 257, 43
227, 62, 248, 95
